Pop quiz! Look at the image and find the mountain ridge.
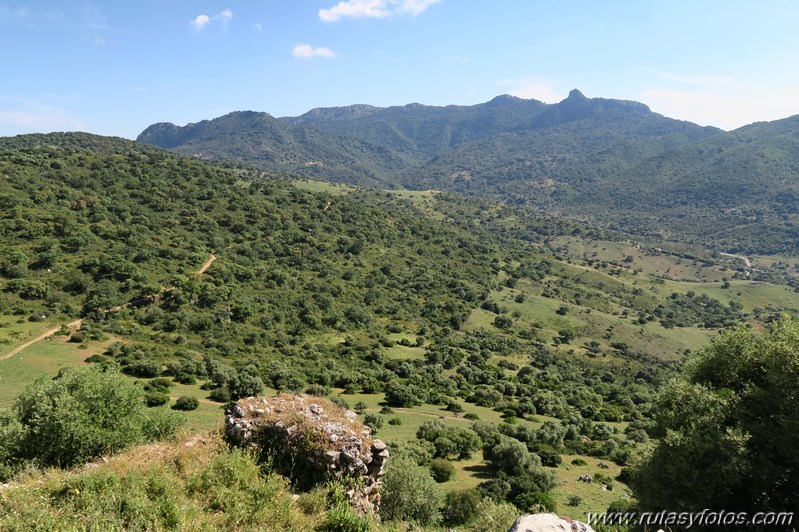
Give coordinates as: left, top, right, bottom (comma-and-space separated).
136, 91, 799, 253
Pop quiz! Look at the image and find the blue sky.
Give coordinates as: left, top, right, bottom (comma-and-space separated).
2, 0, 799, 138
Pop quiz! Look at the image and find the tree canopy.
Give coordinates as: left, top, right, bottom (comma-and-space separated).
632, 316, 799, 514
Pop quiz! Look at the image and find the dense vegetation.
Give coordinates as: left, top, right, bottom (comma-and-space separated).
2, 132, 799, 528
139, 91, 799, 255
632, 317, 799, 516
0, 366, 182, 478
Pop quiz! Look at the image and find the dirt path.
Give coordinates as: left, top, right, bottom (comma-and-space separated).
1, 253, 216, 362
393, 407, 473, 423
196, 253, 217, 275
0, 318, 83, 361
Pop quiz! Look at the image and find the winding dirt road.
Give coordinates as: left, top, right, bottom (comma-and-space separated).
0, 318, 83, 361
196, 253, 217, 275
0, 253, 217, 361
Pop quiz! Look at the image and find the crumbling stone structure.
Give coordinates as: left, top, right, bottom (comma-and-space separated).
224, 394, 388, 513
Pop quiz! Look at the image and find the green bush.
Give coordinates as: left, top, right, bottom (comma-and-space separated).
536, 448, 562, 467
429, 458, 456, 482
208, 386, 231, 403
444, 489, 481, 525
123, 359, 162, 378
380, 457, 443, 526
317, 504, 373, 532
144, 391, 170, 407
146, 378, 173, 394
468, 499, 519, 532
362, 413, 383, 434
0, 366, 183, 477
174, 373, 196, 385
514, 491, 556, 513
173, 396, 199, 411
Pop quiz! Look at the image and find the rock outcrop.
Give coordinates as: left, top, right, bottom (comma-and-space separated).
224, 394, 388, 513
509, 513, 595, 532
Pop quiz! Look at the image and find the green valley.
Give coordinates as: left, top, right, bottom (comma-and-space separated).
2, 131, 799, 529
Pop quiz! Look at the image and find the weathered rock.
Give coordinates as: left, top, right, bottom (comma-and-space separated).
225, 394, 388, 514
509, 513, 595, 532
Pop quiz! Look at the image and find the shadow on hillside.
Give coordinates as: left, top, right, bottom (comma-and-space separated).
462, 463, 494, 479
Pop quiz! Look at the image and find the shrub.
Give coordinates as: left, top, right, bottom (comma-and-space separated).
617, 467, 633, 483
173, 396, 199, 411
514, 491, 556, 513
208, 387, 231, 403
144, 391, 170, 407
383, 382, 426, 407
568, 494, 582, 507
536, 448, 563, 467
305, 384, 329, 397
445, 401, 465, 413
390, 440, 435, 466
444, 489, 481, 525
429, 458, 456, 482
571, 458, 588, 466
147, 378, 173, 393
318, 505, 372, 532
388, 417, 402, 426
380, 457, 443, 526
0, 366, 183, 477
228, 372, 265, 399
464, 412, 480, 420
476, 478, 511, 502
123, 359, 162, 378
174, 373, 196, 385
362, 413, 383, 434
469, 499, 519, 532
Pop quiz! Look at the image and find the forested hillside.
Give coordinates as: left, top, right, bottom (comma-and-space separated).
138, 91, 799, 255
3, 133, 799, 528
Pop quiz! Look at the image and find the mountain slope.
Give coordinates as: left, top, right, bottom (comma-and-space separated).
137, 91, 799, 254
138, 91, 715, 189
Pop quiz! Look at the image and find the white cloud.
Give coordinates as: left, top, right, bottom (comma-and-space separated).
293, 43, 337, 58
498, 78, 565, 103
190, 10, 232, 31
190, 14, 210, 31
254, 22, 262, 31
320, 0, 389, 21
220, 9, 232, 29
397, 0, 440, 16
319, 0, 439, 22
